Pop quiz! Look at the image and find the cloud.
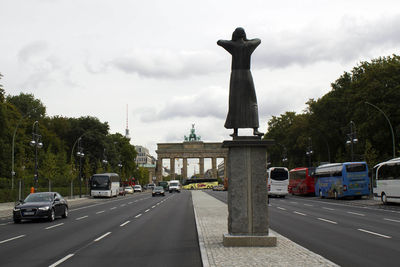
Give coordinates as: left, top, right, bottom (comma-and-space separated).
110, 49, 224, 79
254, 15, 400, 69
137, 86, 227, 122
18, 41, 49, 63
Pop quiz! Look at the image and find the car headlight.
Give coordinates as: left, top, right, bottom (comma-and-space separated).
13, 207, 20, 211
38, 206, 50, 211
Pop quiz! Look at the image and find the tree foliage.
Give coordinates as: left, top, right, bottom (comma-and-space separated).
265, 55, 400, 169
0, 76, 143, 201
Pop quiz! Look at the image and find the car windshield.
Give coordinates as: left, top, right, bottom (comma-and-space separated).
170, 182, 178, 186
24, 193, 53, 202
154, 186, 163, 190
134, 185, 141, 188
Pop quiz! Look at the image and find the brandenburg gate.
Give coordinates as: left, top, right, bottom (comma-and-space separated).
155, 125, 228, 181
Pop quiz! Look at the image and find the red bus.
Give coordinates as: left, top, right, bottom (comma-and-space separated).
289, 167, 315, 196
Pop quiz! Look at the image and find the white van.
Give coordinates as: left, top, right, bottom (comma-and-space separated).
169, 180, 181, 193
267, 167, 289, 197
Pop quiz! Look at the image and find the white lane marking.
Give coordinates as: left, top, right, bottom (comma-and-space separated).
96, 210, 105, 214
0, 222, 12, 226
0, 234, 26, 244
384, 218, 400, 223
134, 200, 138, 203
145, 209, 150, 213
45, 223, 64, 230
322, 207, 335, 211
357, 229, 391, 239
152, 206, 156, 208
135, 214, 142, 218
120, 204, 126, 207
347, 211, 365, 216
110, 207, 117, 210
304, 204, 313, 207
293, 211, 306, 216
128, 202, 133, 204
277, 207, 286, 211
120, 221, 130, 227
49, 254, 74, 267
94, 232, 112, 242
290, 202, 298, 204
317, 218, 338, 224
76, 215, 88, 221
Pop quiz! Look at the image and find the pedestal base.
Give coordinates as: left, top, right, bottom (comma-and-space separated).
223, 233, 277, 247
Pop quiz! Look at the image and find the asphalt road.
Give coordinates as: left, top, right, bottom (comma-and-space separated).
0, 191, 202, 267
207, 190, 400, 267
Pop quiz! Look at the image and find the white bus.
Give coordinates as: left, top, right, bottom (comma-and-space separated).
267, 167, 289, 197
90, 173, 120, 198
373, 158, 400, 204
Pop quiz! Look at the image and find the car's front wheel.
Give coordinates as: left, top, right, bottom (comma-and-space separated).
48, 208, 55, 222
62, 206, 68, 218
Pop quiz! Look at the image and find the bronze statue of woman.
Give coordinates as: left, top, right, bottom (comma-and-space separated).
217, 27, 263, 137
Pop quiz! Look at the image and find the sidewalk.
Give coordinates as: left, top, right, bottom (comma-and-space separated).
191, 191, 339, 267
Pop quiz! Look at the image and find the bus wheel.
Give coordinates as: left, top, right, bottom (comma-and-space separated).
381, 193, 388, 205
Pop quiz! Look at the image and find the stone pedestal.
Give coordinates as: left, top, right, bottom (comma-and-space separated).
222, 137, 276, 247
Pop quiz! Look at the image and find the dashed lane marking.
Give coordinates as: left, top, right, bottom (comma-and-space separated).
120, 221, 130, 227
49, 254, 74, 267
110, 207, 117, 210
317, 218, 338, 224
277, 207, 286, 211
0, 234, 26, 244
322, 207, 335, 211
357, 229, 391, 239
76, 215, 88, 221
384, 218, 400, 223
94, 232, 112, 242
96, 210, 105, 214
135, 214, 142, 218
145, 209, 150, 213
293, 211, 306, 216
45, 223, 64, 230
347, 211, 365, 216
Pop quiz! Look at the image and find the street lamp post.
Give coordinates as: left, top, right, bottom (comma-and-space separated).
102, 148, 108, 169
76, 138, 84, 198
365, 102, 396, 158
346, 121, 358, 162
306, 137, 313, 167
30, 121, 43, 191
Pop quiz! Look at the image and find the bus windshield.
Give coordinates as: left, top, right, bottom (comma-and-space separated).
91, 176, 110, 189
270, 169, 288, 181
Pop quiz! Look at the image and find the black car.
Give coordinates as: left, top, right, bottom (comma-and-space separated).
152, 186, 165, 197
13, 192, 69, 223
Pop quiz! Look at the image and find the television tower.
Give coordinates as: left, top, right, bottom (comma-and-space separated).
125, 104, 130, 139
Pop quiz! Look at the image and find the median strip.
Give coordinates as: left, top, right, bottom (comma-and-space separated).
94, 232, 112, 242
49, 254, 74, 267
357, 229, 391, 239
0, 234, 26, 244
45, 223, 64, 230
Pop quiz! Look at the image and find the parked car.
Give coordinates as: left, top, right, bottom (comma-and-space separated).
13, 192, 69, 223
119, 187, 126, 196
152, 186, 165, 197
124, 186, 134, 194
134, 185, 142, 192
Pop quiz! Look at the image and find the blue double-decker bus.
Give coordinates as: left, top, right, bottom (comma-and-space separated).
315, 162, 370, 199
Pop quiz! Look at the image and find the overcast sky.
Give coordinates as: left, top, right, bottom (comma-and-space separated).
2, 0, 400, 173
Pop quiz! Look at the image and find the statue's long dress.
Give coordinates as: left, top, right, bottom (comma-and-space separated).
218, 39, 260, 129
